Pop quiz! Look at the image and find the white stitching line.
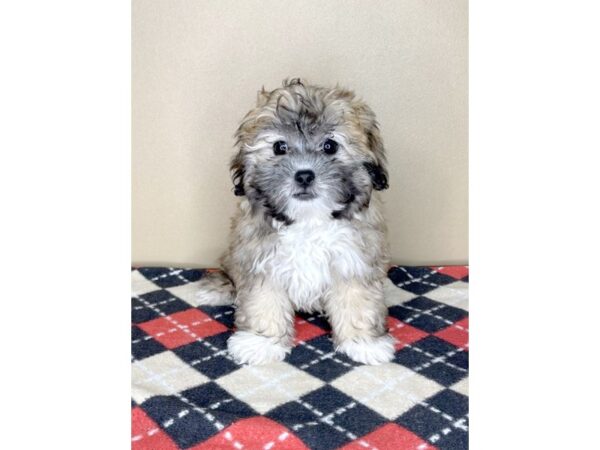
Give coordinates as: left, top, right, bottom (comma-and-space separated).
132, 293, 236, 362
223, 430, 245, 449
428, 413, 469, 444
401, 303, 469, 332
408, 345, 468, 374
132, 310, 233, 345
240, 364, 374, 449
359, 361, 468, 428
262, 431, 290, 449
395, 267, 442, 289
134, 347, 231, 385
227, 366, 305, 403
292, 315, 466, 381
403, 303, 445, 325
132, 272, 468, 447
132, 295, 179, 311
289, 399, 376, 449
388, 321, 468, 373
144, 268, 193, 284
131, 292, 237, 382
131, 399, 235, 442
131, 356, 230, 443
130, 295, 244, 449
298, 340, 354, 370
296, 315, 467, 408
167, 267, 196, 285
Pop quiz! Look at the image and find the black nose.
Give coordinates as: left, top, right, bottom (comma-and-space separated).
294, 170, 315, 187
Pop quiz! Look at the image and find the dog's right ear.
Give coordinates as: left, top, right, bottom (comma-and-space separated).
230, 85, 273, 197
230, 151, 245, 196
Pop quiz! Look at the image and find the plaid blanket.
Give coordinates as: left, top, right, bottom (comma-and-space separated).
132, 266, 469, 450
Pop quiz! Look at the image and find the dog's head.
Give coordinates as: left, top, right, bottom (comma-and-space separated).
231, 78, 388, 224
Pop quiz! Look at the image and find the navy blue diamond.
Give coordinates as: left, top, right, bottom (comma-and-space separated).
402, 298, 468, 324
387, 267, 455, 295
446, 349, 469, 371
138, 267, 204, 288
140, 395, 213, 448
137, 289, 190, 316
435, 428, 469, 450
197, 305, 236, 329
183, 381, 256, 426
416, 336, 460, 357
144, 382, 256, 448
419, 362, 467, 387
173, 333, 238, 379
388, 304, 418, 322
396, 404, 449, 442
394, 336, 467, 386
397, 401, 468, 450
404, 296, 444, 312
286, 336, 357, 382
131, 325, 167, 360
406, 314, 449, 333
268, 386, 386, 450
426, 389, 469, 419
131, 296, 161, 323
394, 344, 431, 369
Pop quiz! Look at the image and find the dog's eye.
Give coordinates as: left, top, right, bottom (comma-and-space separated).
273, 141, 288, 155
323, 139, 338, 155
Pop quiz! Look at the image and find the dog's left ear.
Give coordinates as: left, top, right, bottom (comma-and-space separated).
364, 124, 389, 191
353, 100, 389, 191
363, 160, 389, 191
230, 151, 245, 196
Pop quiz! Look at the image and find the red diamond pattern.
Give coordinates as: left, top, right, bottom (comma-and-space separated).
433, 266, 469, 280
341, 423, 438, 450
294, 317, 327, 344
131, 407, 178, 450
137, 308, 228, 349
387, 317, 429, 350
434, 317, 469, 349
189, 417, 309, 450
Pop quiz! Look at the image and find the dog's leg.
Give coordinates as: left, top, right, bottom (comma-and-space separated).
227, 278, 294, 365
325, 279, 396, 365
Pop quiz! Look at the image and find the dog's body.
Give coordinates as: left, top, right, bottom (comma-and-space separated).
196, 79, 396, 365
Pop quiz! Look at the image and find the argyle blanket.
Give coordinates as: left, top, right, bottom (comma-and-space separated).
131, 266, 469, 450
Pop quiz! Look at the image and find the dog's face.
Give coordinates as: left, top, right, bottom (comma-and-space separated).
231, 79, 388, 224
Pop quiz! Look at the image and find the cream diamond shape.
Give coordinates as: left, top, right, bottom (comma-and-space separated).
331, 363, 443, 419
216, 362, 324, 414
132, 270, 161, 296
384, 278, 418, 306
451, 377, 469, 396
425, 281, 469, 311
132, 351, 209, 403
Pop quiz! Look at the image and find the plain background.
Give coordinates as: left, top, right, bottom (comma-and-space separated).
3, 1, 600, 449
132, 0, 468, 267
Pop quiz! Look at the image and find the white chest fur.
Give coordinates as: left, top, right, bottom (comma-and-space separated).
263, 218, 370, 311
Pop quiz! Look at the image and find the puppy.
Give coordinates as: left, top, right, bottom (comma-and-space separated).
196, 78, 395, 365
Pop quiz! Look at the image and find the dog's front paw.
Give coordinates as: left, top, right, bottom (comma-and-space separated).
336, 334, 396, 365
227, 331, 290, 365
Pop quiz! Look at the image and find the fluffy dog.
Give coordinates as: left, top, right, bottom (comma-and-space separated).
195, 79, 395, 365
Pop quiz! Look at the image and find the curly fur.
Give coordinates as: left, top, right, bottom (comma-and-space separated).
196, 79, 395, 365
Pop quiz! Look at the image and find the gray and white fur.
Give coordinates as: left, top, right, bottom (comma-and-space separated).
195, 79, 396, 365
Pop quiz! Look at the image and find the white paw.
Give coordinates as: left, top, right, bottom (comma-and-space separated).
227, 331, 290, 365
336, 334, 396, 365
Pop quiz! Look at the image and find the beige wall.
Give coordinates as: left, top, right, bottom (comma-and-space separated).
132, 0, 468, 268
